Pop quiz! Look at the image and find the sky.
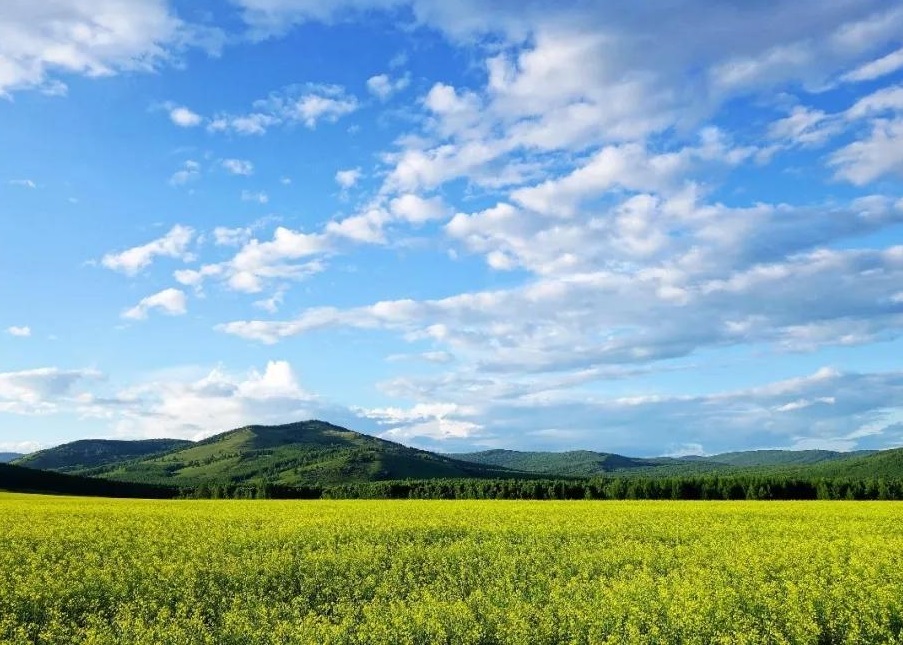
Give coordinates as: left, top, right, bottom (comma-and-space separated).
1, 1, 903, 457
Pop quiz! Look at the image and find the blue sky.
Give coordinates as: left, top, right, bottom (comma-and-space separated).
2, 0, 903, 456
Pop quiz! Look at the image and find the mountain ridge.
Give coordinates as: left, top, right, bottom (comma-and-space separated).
11, 421, 903, 486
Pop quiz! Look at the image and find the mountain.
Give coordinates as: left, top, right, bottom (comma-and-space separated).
0, 453, 22, 463
700, 449, 876, 468
13, 438, 192, 472
13, 421, 903, 490
450, 449, 663, 477
0, 463, 176, 498
79, 420, 519, 487
452, 447, 898, 479
791, 448, 903, 479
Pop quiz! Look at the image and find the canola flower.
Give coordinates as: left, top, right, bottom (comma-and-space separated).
0, 493, 901, 644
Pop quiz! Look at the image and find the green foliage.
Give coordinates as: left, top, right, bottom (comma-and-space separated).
12, 439, 192, 472
0, 464, 176, 498
2, 494, 903, 644
452, 447, 893, 478
81, 421, 518, 488
14, 421, 903, 495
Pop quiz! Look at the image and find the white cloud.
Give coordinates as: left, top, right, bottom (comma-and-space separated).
208, 112, 279, 135
766, 106, 841, 147
176, 226, 328, 293
293, 92, 358, 127
254, 290, 285, 313
87, 361, 327, 440
101, 225, 195, 276
241, 189, 269, 204
169, 106, 202, 127
842, 47, 903, 83
845, 85, 903, 120
389, 194, 449, 223
213, 226, 253, 246
7, 179, 36, 188
209, 83, 358, 135
366, 72, 410, 100
0, 0, 219, 96
169, 159, 201, 186
335, 168, 362, 189
830, 118, 903, 185
122, 288, 188, 320
5, 326, 31, 337
0, 367, 102, 415
221, 158, 254, 175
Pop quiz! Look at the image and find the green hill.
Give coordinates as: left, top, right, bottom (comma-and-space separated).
13, 421, 903, 491
13, 439, 192, 472
702, 449, 876, 467
83, 420, 519, 487
0, 453, 22, 463
789, 448, 903, 479
0, 463, 176, 498
453, 447, 900, 479
450, 449, 664, 477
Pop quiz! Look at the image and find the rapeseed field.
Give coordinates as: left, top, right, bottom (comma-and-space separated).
1, 494, 901, 644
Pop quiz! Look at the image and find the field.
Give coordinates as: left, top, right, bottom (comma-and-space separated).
1, 495, 902, 644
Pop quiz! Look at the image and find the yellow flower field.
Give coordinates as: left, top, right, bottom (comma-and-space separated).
1, 494, 901, 644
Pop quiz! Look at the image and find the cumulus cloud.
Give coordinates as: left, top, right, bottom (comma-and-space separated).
208, 83, 358, 135
101, 225, 195, 275
175, 226, 328, 293
0, 0, 220, 96
221, 158, 254, 175
169, 106, 202, 127
5, 326, 31, 337
366, 72, 410, 100
0, 367, 102, 415
122, 288, 188, 320
82, 360, 342, 440
335, 168, 362, 189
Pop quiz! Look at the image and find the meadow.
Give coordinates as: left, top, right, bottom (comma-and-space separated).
1, 494, 901, 644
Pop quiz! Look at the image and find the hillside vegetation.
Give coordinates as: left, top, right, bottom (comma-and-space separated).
451, 447, 889, 478
10, 420, 903, 496
14, 439, 191, 472
78, 421, 517, 488
0, 463, 175, 498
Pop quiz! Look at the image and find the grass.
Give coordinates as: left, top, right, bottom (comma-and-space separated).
1, 494, 902, 643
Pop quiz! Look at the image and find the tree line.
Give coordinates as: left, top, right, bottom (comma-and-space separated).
180, 475, 903, 501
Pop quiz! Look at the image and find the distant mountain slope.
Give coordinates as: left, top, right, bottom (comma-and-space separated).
0, 463, 176, 498
453, 447, 900, 479
450, 449, 661, 477
797, 448, 903, 479
0, 453, 22, 463
702, 449, 876, 467
86, 420, 519, 487
13, 439, 193, 473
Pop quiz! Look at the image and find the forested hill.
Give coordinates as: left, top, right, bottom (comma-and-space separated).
0, 463, 176, 498
70, 421, 520, 488
0, 453, 22, 464
447, 449, 668, 477
9, 421, 903, 491
702, 449, 876, 467
13, 439, 192, 472
451, 447, 899, 478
